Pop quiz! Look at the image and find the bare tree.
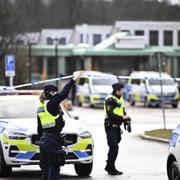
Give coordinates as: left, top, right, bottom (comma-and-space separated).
0, 0, 35, 85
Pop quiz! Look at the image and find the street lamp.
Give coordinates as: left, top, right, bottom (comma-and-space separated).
28, 43, 32, 83
54, 38, 59, 86
149, 51, 167, 130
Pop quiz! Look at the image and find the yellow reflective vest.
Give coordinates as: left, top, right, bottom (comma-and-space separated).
37, 101, 60, 129
104, 95, 125, 118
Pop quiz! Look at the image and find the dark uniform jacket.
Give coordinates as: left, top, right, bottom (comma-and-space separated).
37, 79, 75, 136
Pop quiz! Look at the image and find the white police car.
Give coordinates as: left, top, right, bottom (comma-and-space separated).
0, 95, 94, 177
167, 125, 180, 180
75, 71, 118, 107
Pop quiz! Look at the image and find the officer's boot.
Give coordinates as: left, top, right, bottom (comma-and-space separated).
105, 161, 123, 175
114, 166, 123, 175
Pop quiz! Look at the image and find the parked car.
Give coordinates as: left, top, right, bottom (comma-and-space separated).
127, 71, 180, 108
167, 125, 180, 180
74, 71, 118, 107
0, 95, 94, 177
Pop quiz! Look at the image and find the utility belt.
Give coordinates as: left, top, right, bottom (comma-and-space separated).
104, 118, 120, 128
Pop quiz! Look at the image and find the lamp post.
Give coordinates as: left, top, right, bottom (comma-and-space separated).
28, 43, 32, 83
149, 51, 167, 130
54, 39, 59, 86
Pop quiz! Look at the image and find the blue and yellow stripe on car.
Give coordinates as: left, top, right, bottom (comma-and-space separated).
1, 133, 39, 152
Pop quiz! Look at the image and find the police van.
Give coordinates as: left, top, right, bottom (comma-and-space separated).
74, 71, 118, 107
127, 71, 179, 108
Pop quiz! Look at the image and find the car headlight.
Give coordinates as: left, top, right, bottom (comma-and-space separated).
4, 130, 29, 140
79, 131, 92, 139
169, 133, 179, 148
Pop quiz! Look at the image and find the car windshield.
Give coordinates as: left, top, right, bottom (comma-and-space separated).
92, 77, 118, 86
0, 100, 38, 119
148, 79, 175, 86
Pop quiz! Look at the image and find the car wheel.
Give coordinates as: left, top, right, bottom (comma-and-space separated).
129, 95, 135, 106
0, 143, 12, 177
169, 161, 180, 180
172, 103, 178, 108
75, 96, 82, 107
144, 98, 151, 107
74, 162, 93, 176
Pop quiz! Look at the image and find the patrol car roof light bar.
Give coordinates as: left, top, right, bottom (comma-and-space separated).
117, 76, 180, 81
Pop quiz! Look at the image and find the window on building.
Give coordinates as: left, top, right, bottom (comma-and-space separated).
58, 38, 66, 45
149, 31, 159, 46
164, 31, 173, 46
135, 30, 144, 36
93, 34, 101, 45
47, 37, 53, 45
178, 31, 180, 46
121, 30, 130, 34
85, 34, 89, 43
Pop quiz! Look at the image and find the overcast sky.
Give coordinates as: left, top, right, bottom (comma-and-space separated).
158, 0, 180, 4
43, 0, 180, 5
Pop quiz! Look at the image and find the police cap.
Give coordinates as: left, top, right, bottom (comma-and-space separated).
43, 84, 58, 92
112, 83, 124, 90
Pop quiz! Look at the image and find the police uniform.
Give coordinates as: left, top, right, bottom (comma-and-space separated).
104, 83, 126, 175
37, 80, 75, 180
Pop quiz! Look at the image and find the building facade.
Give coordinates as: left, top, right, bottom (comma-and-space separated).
24, 21, 180, 82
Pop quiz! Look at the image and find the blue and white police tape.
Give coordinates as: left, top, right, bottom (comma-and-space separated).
12, 75, 74, 89
2, 74, 180, 90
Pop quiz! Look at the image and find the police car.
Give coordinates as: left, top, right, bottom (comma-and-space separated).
167, 125, 180, 180
127, 71, 179, 108
75, 71, 118, 107
0, 95, 94, 177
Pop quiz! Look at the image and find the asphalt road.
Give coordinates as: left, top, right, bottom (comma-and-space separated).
3, 103, 180, 180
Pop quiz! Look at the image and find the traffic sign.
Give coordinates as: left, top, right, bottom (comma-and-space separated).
5, 55, 15, 77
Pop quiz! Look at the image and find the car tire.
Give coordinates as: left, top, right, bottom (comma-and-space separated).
75, 96, 82, 107
144, 98, 151, 107
0, 143, 12, 177
169, 161, 180, 180
172, 103, 178, 108
129, 95, 135, 106
74, 162, 93, 176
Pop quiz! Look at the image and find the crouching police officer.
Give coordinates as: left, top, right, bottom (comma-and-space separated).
104, 83, 131, 175
37, 71, 83, 180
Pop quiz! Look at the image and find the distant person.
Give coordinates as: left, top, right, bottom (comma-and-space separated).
104, 83, 131, 175
37, 71, 84, 180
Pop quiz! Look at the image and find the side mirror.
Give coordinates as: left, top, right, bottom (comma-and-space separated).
74, 115, 79, 120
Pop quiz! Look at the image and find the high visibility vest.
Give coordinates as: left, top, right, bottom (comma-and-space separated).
37, 101, 60, 129
104, 95, 125, 118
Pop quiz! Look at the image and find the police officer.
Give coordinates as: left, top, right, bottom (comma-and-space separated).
37, 71, 83, 180
104, 83, 131, 175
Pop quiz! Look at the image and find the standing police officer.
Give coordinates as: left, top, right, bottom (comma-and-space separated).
37, 71, 83, 180
104, 83, 131, 175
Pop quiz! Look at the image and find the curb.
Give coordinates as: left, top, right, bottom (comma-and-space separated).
139, 133, 169, 144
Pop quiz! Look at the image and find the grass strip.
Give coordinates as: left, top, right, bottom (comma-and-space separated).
145, 129, 173, 140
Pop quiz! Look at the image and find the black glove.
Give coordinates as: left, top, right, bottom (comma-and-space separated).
124, 118, 131, 133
